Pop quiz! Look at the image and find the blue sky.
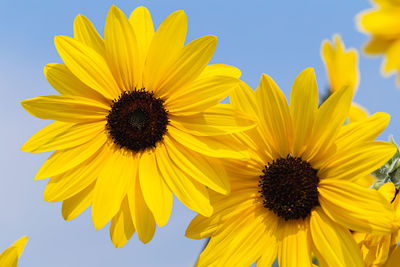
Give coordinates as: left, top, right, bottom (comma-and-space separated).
1, 0, 399, 266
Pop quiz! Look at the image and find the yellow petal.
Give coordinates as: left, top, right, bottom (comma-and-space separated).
156, 143, 213, 217
166, 75, 239, 115
21, 95, 109, 123
143, 10, 187, 91
73, 14, 105, 56
364, 36, 393, 54
34, 134, 107, 180
185, 190, 258, 239
170, 104, 255, 136
62, 182, 95, 221
138, 149, 173, 227
197, 209, 276, 267
44, 63, 109, 105
335, 112, 390, 151
348, 103, 369, 123
0, 237, 28, 267
321, 34, 359, 93
156, 35, 217, 98
129, 6, 154, 88
22, 121, 104, 153
319, 179, 396, 233
359, 9, 400, 37
198, 64, 241, 79
127, 174, 156, 244
164, 135, 230, 194
386, 245, 400, 267
255, 74, 293, 158
167, 126, 249, 160
110, 197, 135, 248
304, 86, 353, 165
278, 219, 312, 267
382, 39, 400, 74
378, 182, 397, 203
310, 207, 364, 267
289, 68, 318, 157
318, 141, 397, 182
43, 145, 109, 202
91, 149, 134, 230
105, 5, 140, 91
54, 35, 120, 99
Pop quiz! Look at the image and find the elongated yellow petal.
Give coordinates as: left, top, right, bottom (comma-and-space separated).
129, 6, 154, 88
73, 14, 105, 56
289, 68, 318, 157
21, 95, 109, 123
364, 36, 393, 54
167, 126, 249, 160
170, 104, 255, 136
198, 64, 241, 79
156, 35, 217, 98
91, 149, 133, 230
335, 112, 390, 151
43, 145, 109, 202
185, 190, 258, 239
55, 35, 120, 98
319, 141, 396, 181
138, 149, 172, 227
166, 75, 239, 115
22, 121, 104, 153
143, 10, 187, 91
0, 237, 28, 267
35, 135, 107, 180
198, 209, 277, 267
255, 74, 293, 158
127, 174, 156, 244
359, 9, 400, 37
44, 63, 109, 105
257, 245, 278, 267
348, 103, 369, 123
383, 39, 400, 74
319, 179, 396, 233
156, 143, 213, 217
278, 219, 312, 267
62, 182, 95, 221
105, 5, 140, 91
110, 197, 135, 248
386, 245, 400, 267
310, 207, 364, 267
304, 86, 353, 165
164, 136, 230, 194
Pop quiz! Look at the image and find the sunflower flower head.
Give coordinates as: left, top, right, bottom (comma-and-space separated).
186, 68, 399, 266
358, 0, 400, 86
21, 5, 255, 248
0, 237, 28, 267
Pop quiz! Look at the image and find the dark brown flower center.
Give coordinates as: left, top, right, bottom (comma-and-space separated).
106, 89, 169, 152
259, 155, 320, 220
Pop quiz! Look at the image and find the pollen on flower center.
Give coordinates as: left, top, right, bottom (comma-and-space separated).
258, 155, 320, 221
106, 89, 169, 152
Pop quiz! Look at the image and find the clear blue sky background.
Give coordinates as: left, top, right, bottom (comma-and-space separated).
1, 0, 399, 266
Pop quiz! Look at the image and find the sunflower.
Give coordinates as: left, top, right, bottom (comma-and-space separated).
353, 182, 400, 267
21, 5, 254, 248
186, 68, 399, 266
0, 237, 28, 267
358, 0, 400, 86
321, 34, 368, 123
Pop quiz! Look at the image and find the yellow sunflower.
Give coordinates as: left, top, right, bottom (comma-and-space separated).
321, 34, 368, 123
358, 0, 400, 85
21, 5, 254, 248
186, 68, 399, 266
0, 237, 28, 267
353, 182, 400, 267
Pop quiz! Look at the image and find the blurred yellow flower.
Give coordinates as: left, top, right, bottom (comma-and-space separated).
358, 0, 400, 85
21, 5, 253, 248
0, 237, 28, 267
354, 182, 400, 267
321, 35, 368, 123
186, 69, 398, 266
